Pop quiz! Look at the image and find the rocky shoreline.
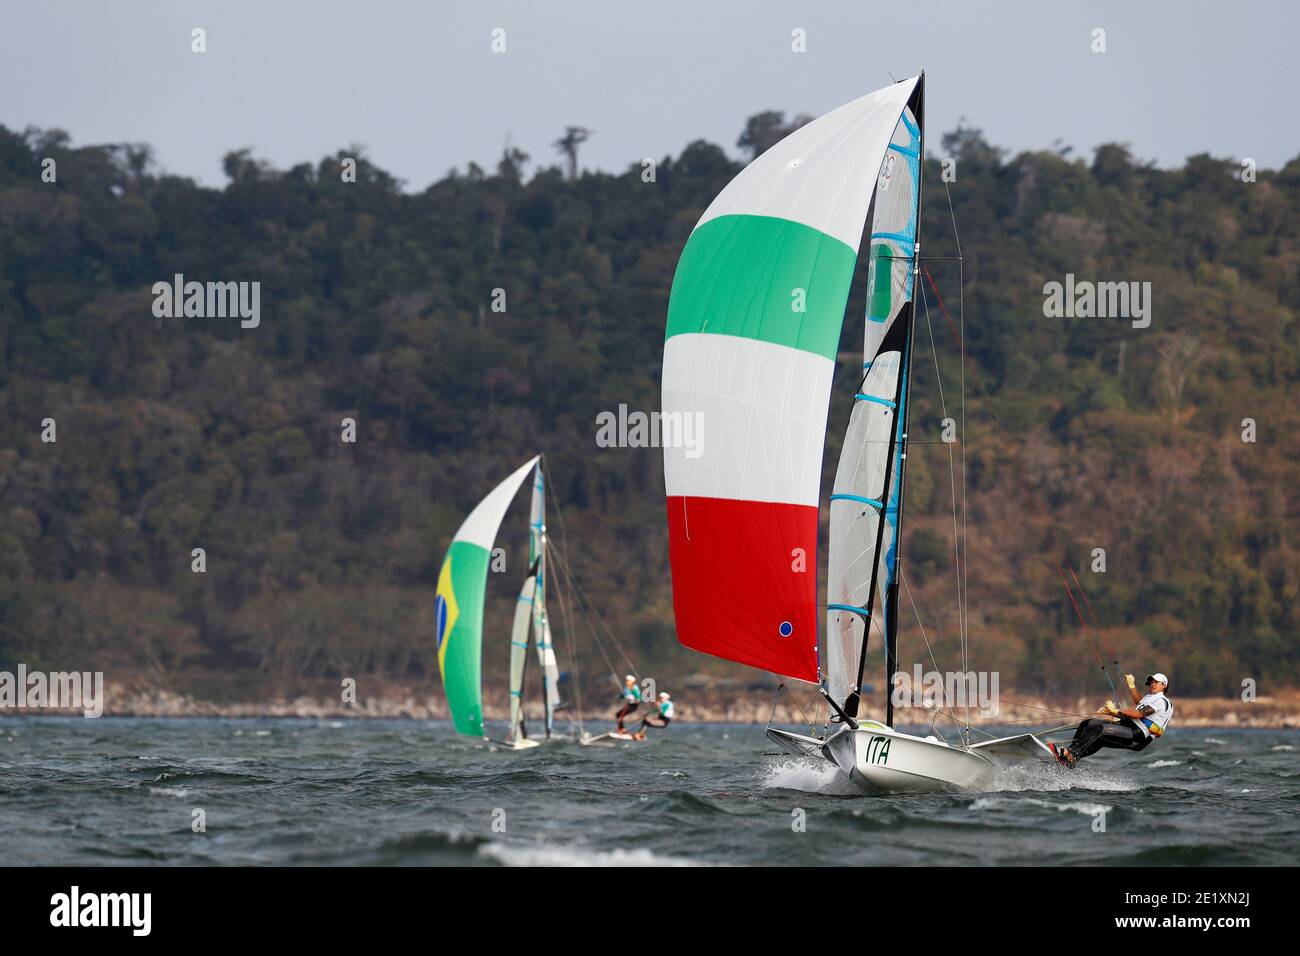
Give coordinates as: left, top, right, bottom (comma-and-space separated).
2, 681, 1297, 728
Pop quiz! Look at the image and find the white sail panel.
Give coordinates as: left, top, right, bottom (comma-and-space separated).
535, 616, 562, 732
453, 456, 541, 550
662, 333, 834, 506
825, 354, 900, 708
663, 78, 919, 682
697, 78, 919, 249
508, 574, 537, 741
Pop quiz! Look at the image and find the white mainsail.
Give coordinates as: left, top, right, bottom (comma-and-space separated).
825, 103, 922, 720
507, 572, 537, 742
528, 464, 563, 734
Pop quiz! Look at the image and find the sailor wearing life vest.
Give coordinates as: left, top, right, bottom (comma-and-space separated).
1053, 673, 1173, 768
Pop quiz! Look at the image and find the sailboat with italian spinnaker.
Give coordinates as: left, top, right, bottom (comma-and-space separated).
660, 73, 1067, 792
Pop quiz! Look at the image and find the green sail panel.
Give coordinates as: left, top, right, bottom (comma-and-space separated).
662, 78, 920, 681
665, 214, 858, 361
436, 541, 491, 735
435, 456, 539, 737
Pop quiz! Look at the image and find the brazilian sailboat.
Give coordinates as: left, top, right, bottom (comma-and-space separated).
661, 74, 1059, 793
435, 456, 564, 750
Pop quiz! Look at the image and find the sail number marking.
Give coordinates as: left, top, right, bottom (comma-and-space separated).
865, 735, 891, 766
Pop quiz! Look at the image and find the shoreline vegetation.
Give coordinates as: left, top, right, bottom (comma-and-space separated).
1, 681, 1296, 728
2, 126, 1299, 706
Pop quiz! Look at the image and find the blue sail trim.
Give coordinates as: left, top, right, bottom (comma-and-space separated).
901, 110, 920, 139
830, 493, 883, 510
871, 230, 915, 246
828, 603, 871, 617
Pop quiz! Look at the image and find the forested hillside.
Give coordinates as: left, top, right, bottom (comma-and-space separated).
1, 116, 1296, 701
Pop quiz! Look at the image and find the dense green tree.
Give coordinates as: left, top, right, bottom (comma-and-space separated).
0, 118, 1296, 701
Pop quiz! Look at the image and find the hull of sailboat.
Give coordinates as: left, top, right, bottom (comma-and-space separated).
823, 724, 995, 793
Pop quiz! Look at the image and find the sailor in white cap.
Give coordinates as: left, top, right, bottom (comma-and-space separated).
633, 692, 675, 740
615, 674, 642, 734
1052, 673, 1173, 768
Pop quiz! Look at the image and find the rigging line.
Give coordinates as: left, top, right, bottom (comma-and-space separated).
942, 179, 963, 259
994, 698, 1099, 721
540, 465, 640, 676
549, 544, 620, 683
925, 261, 971, 686
899, 567, 942, 676
1067, 562, 1102, 628
959, 252, 970, 733
1056, 563, 1120, 703
921, 265, 1122, 708
563, 554, 639, 676
1067, 557, 1127, 697
547, 529, 639, 677
899, 701, 974, 737
918, 282, 966, 675
1065, 560, 1124, 679
778, 682, 819, 735
549, 538, 585, 733
534, 457, 589, 731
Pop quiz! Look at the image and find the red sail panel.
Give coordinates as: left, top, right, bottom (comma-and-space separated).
666, 495, 819, 682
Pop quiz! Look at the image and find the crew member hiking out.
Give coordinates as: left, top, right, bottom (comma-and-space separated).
1051, 673, 1173, 768
615, 675, 642, 733
633, 692, 674, 740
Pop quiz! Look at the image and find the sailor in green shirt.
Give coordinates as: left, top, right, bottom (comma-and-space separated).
633, 692, 675, 739
615, 675, 642, 733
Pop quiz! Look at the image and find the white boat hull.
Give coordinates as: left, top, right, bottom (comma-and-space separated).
822, 723, 995, 793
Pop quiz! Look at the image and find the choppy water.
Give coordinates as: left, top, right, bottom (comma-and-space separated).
1, 718, 1295, 865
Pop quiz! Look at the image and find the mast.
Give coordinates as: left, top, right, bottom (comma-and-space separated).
529, 462, 561, 736
838, 73, 925, 722
885, 73, 925, 727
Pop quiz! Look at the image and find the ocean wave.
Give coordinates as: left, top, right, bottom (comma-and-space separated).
148, 786, 191, 798
1147, 759, 1181, 768
478, 842, 702, 867
971, 794, 1113, 816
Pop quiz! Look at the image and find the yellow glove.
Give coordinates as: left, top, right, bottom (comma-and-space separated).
1125, 674, 1136, 689
1102, 700, 1120, 715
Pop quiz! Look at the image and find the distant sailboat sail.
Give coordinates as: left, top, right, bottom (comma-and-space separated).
508, 572, 537, 741
435, 456, 539, 736
662, 78, 920, 682
528, 465, 562, 735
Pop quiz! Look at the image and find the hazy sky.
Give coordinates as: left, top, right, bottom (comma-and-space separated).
4, 1, 1296, 189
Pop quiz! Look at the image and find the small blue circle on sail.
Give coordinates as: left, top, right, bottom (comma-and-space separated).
778, 621, 793, 638
435, 595, 448, 650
